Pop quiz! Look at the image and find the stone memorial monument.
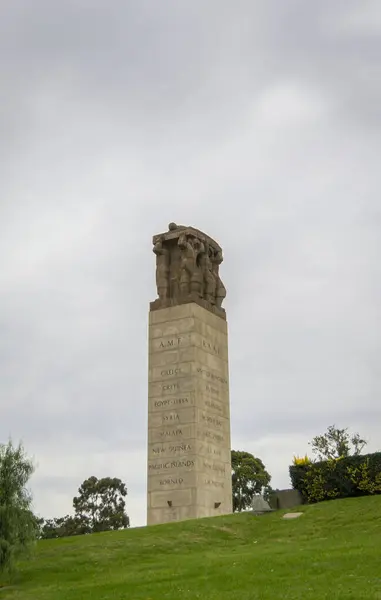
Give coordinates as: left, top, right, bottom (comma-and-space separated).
147, 223, 233, 525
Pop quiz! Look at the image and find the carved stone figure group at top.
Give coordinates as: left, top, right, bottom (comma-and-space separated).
152, 223, 226, 314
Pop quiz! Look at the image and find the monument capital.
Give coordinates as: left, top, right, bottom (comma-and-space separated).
150, 223, 226, 319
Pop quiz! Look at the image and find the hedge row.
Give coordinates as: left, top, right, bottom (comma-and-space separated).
289, 452, 381, 504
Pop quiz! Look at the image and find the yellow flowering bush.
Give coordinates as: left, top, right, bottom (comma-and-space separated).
292, 455, 312, 466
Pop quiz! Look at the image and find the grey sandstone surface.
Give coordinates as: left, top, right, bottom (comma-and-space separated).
147, 224, 232, 525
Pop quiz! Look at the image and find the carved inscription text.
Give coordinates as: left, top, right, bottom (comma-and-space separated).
160, 429, 183, 438
151, 443, 192, 455
149, 459, 194, 471
161, 368, 182, 377
202, 339, 220, 355
197, 367, 227, 385
204, 479, 225, 488
154, 397, 189, 408
159, 337, 183, 349
160, 477, 184, 486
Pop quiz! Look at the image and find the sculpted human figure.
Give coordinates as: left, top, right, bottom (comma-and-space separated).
211, 249, 226, 308
178, 234, 204, 296
168, 222, 186, 232
199, 243, 216, 304
153, 236, 170, 301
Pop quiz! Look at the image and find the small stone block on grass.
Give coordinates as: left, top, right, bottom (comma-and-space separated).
282, 512, 303, 519
250, 495, 273, 514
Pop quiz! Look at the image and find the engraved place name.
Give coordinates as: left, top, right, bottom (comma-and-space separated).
154, 397, 189, 408
151, 444, 192, 456
161, 368, 182, 377
197, 368, 227, 385
148, 443, 193, 455
198, 444, 222, 458
160, 428, 183, 438
205, 384, 219, 397
162, 413, 180, 423
209, 447, 221, 457
205, 398, 222, 413
200, 430, 224, 443
160, 478, 184, 486
204, 479, 225, 488
159, 337, 183, 349
149, 460, 194, 471
202, 339, 220, 355
170, 443, 191, 453
162, 383, 179, 392
201, 414, 222, 428
203, 460, 226, 475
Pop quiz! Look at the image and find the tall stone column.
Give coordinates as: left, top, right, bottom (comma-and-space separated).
147, 223, 232, 525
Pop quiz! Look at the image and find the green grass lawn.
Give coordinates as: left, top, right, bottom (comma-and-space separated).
1, 496, 381, 599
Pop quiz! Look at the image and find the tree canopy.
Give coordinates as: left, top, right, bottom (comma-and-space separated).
309, 425, 367, 461
0, 441, 37, 574
39, 476, 130, 539
231, 450, 272, 512
73, 476, 129, 533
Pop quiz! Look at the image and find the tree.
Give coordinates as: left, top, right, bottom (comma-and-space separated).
0, 441, 38, 574
38, 476, 130, 539
72, 476, 130, 533
38, 515, 87, 539
309, 425, 367, 461
231, 450, 272, 512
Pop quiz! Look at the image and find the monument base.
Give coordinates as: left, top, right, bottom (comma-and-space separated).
150, 293, 226, 320
147, 302, 232, 525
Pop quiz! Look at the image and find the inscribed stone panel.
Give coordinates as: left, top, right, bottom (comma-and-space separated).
149, 393, 195, 412
149, 318, 195, 340
148, 406, 197, 428
148, 441, 195, 460
148, 423, 193, 444
148, 347, 195, 367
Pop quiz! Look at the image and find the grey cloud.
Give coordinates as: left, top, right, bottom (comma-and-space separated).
1, 1, 379, 140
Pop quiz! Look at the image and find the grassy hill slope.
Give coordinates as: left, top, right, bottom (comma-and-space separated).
2, 496, 381, 599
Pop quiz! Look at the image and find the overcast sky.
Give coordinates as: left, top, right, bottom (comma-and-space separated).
1, 0, 380, 527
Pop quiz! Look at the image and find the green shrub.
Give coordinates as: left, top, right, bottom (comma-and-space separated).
289, 452, 381, 503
